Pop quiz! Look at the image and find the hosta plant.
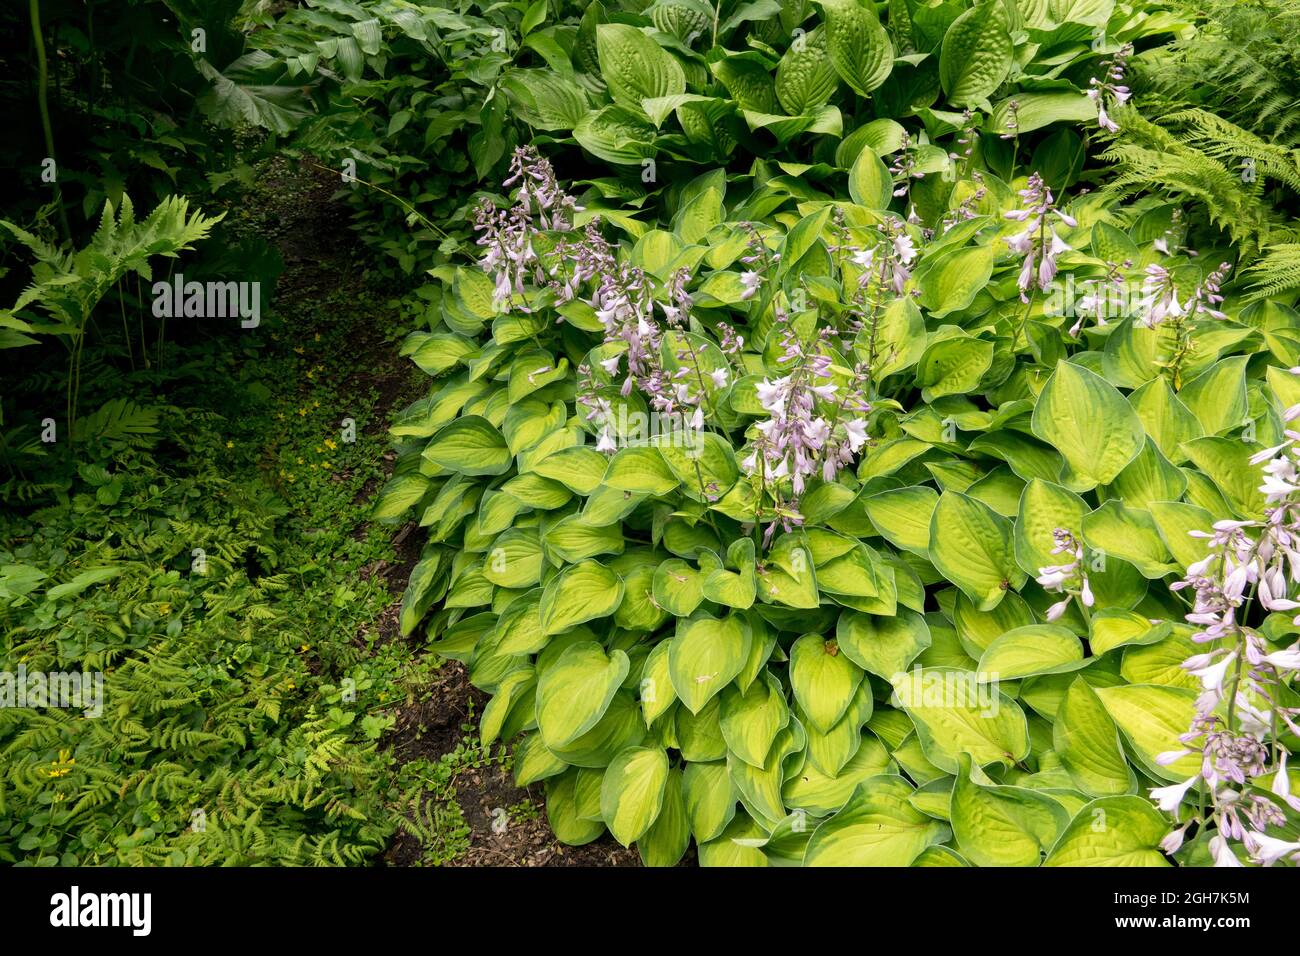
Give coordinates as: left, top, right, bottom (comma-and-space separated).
374, 0, 1300, 866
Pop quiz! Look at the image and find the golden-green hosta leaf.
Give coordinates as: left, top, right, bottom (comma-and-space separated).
536, 642, 631, 749
639, 640, 676, 726
669, 613, 751, 714
1094, 684, 1200, 782
424, 415, 512, 476
720, 672, 790, 768
892, 667, 1030, 773
1088, 609, 1171, 656
789, 634, 864, 733
546, 770, 606, 846
539, 559, 625, 635
836, 608, 932, 680
863, 486, 938, 555
1128, 376, 1202, 465
977, 624, 1087, 681
929, 491, 1024, 611
682, 760, 737, 843
1031, 361, 1145, 491
600, 746, 670, 845
637, 768, 691, 867
949, 755, 1069, 867
803, 775, 948, 866
1082, 499, 1178, 579
698, 812, 770, 867
1053, 677, 1137, 797
602, 445, 680, 495
784, 734, 892, 815
652, 558, 705, 616
1014, 478, 1087, 578
1148, 500, 1215, 571
1043, 796, 1171, 867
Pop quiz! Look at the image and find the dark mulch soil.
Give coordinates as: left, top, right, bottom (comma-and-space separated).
265, 157, 637, 867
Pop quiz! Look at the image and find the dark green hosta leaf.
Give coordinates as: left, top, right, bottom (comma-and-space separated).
938, 0, 1012, 107
817, 0, 894, 97
774, 26, 838, 115
196, 52, 317, 136
596, 24, 686, 117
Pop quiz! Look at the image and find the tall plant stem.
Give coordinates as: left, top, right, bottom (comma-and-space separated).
29, 0, 70, 242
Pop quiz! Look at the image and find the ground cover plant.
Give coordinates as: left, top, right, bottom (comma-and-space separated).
2, 0, 1299, 869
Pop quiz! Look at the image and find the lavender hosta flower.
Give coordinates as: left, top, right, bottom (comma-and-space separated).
739, 270, 763, 300
1154, 423, 1300, 865
1087, 43, 1132, 132
1004, 173, 1076, 303
1139, 260, 1233, 329
1036, 528, 1094, 620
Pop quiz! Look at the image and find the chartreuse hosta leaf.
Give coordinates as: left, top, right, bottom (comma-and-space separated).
536, 642, 630, 750
816, 0, 893, 98
546, 770, 606, 846
669, 612, 751, 714
804, 776, 949, 866
423, 416, 512, 476
784, 734, 892, 815
1081, 499, 1177, 579
789, 634, 864, 733
682, 761, 737, 844
540, 560, 625, 635
976, 625, 1087, 681
720, 672, 789, 768
1044, 796, 1172, 867
600, 746, 670, 846
891, 667, 1030, 773
836, 609, 931, 680
1031, 361, 1145, 491
929, 491, 1024, 611
949, 755, 1069, 867
1095, 684, 1201, 782
1053, 677, 1138, 797
638, 768, 691, 867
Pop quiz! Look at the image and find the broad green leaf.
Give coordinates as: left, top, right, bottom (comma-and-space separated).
1044, 796, 1171, 867
789, 634, 864, 733
977, 625, 1087, 681
546, 771, 607, 845
1094, 684, 1201, 782
682, 761, 738, 843
669, 613, 751, 714
540, 560, 625, 635
638, 768, 691, 866
603, 446, 680, 495
804, 776, 947, 866
1053, 678, 1137, 797
596, 24, 685, 116
424, 416, 512, 476
600, 746, 670, 845
949, 755, 1069, 866
1081, 499, 1177, 579
892, 667, 1030, 773
720, 671, 790, 768
929, 491, 1025, 611
1178, 355, 1249, 437
1031, 361, 1144, 491
864, 486, 937, 555
536, 642, 631, 749
836, 609, 932, 680
1014, 478, 1088, 577
939, 1, 1013, 106
847, 145, 892, 210
818, 0, 894, 98
1181, 436, 1268, 518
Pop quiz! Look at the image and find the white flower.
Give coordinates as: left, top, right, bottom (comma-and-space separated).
893, 234, 918, 265
1149, 776, 1198, 813
843, 418, 869, 453
1209, 834, 1244, 867
739, 271, 762, 300
600, 355, 622, 376
709, 367, 729, 388
1188, 652, 1235, 692
1243, 831, 1300, 866
596, 428, 617, 453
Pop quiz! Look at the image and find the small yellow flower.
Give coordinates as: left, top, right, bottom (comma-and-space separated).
159, 603, 172, 615
324, 438, 337, 451
307, 369, 316, 380
285, 681, 296, 691
225, 441, 234, 449
300, 643, 310, 652
312, 400, 321, 408
296, 457, 304, 465
293, 346, 304, 355
314, 333, 321, 342
322, 461, 333, 470
44, 750, 75, 778
298, 407, 308, 417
